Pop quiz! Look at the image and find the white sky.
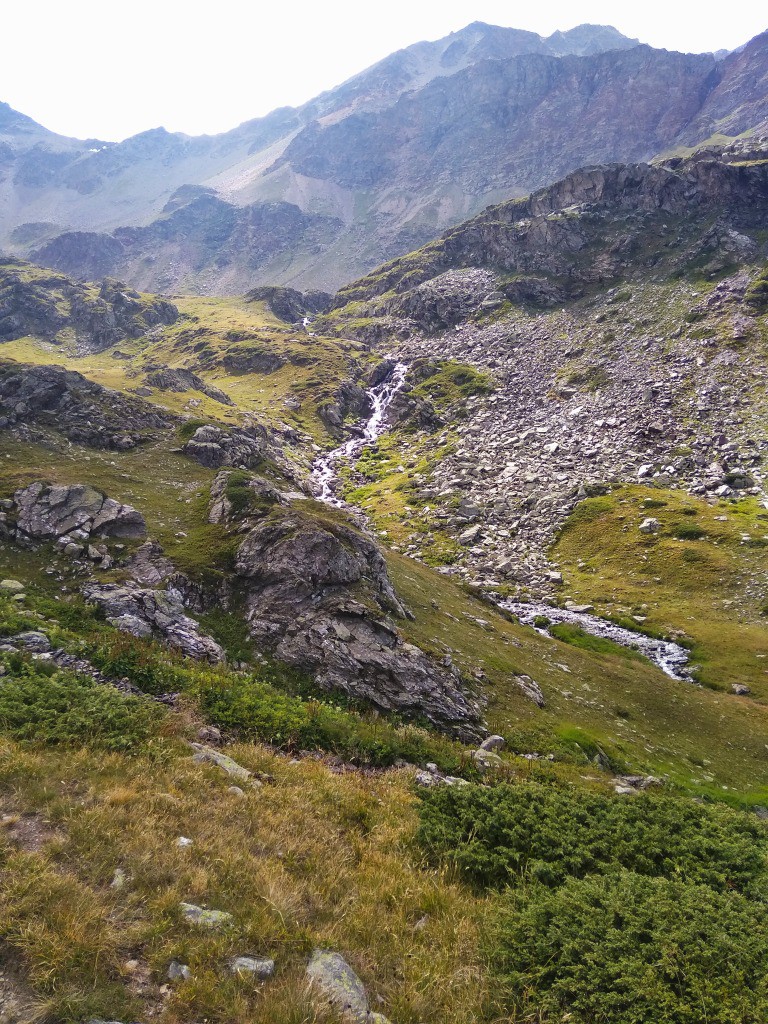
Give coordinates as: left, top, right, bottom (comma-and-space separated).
2, 1, 765, 142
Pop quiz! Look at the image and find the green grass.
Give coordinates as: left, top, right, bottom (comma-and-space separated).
553, 485, 768, 700
548, 622, 647, 662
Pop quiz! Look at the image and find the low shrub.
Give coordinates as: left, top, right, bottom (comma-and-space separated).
0, 666, 161, 751
674, 523, 707, 540
491, 872, 768, 1024
550, 622, 644, 661
417, 782, 767, 893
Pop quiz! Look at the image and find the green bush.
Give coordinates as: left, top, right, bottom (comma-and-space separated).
674, 524, 707, 540
491, 872, 768, 1024
193, 674, 471, 771
0, 666, 161, 751
417, 782, 767, 892
745, 266, 768, 314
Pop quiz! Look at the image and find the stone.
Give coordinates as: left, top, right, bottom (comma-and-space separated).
473, 748, 503, 767
306, 950, 390, 1024
13, 482, 146, 542
479, 734, 505, 751
515, 674, 545, 708
13, 631, 51, 653
230, 956, 275, 979
190, 742, 254, 783
179, 902, 233, 929
197, 725, 223, 745
167, 960, 191, 981
0, 579, 24, 594
731, 683, 751, 696
82, 582, 225, 662
639, 517, 660, 534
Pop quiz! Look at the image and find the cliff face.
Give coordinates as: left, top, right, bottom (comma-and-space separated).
1, 25, 767, 292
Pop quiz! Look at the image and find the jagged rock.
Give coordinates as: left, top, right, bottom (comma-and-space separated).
145, 366, 233, 406
13, 482, 145, 542
125, 540, 174, 585
319, 379, 372, 435
516, 674, 545, 707
190, 742, 256, 783
0, 264, 177, 351
179, 903, 233, 929
234, 508, 483, 738
306, 950, 391, 1024
229, 956, 275, 979
0, 361, 173, 448
382, 268, 498, 333
183, 424, 273, 470
82, 582, 225, 662
208, 469, 282, 524
246, 285, 332, 322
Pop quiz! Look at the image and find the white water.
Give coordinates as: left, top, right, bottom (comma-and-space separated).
501, 600, 693, 680
309, 361, 409, 507
308, 360, 693, 681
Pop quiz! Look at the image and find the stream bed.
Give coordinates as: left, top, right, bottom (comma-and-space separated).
307, 361, 693, 681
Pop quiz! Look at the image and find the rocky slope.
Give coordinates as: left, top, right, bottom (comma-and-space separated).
2, 26, 768, 291
325, 144, 768, 600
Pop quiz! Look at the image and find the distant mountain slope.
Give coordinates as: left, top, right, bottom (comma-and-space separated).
1, 22, 767, 292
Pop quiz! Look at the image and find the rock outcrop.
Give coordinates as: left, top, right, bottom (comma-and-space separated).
82, 582, 225, 663
0, 360, 174, 448
0, 260, 178, 351
144, 367, 233, 406
9, 482, 145, 550
245, 285, 333, 322
182, 423, 274, 470
234, 508, 484, 738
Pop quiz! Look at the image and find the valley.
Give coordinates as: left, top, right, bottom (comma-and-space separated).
0, 17, 767, 1024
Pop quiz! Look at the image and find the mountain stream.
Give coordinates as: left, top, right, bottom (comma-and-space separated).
308, 362, 692, 680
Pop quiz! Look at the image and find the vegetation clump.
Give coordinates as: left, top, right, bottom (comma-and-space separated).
0, 660, 162, 751
492, 872, 768, 1024
416, 782, 768, 892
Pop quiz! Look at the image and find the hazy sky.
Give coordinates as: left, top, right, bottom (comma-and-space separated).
3, 1, 765, 141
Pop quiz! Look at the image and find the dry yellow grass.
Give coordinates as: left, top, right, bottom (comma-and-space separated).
0, 738, 492, 1023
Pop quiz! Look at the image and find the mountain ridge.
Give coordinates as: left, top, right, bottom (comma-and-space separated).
2, 23, 767, 293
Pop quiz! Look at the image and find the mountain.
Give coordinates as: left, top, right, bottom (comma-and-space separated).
2, 23, 767, 293
0, 139, 767, 1023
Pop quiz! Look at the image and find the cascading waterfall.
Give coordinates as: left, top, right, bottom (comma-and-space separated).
308, 360, 691, 680
308, 361, 409, 507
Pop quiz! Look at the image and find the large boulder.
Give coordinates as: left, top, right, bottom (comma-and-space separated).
13, 481, 146, 542
235, 509, 484, 739
82, 582, 225, 663
182, 424, 272, 470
